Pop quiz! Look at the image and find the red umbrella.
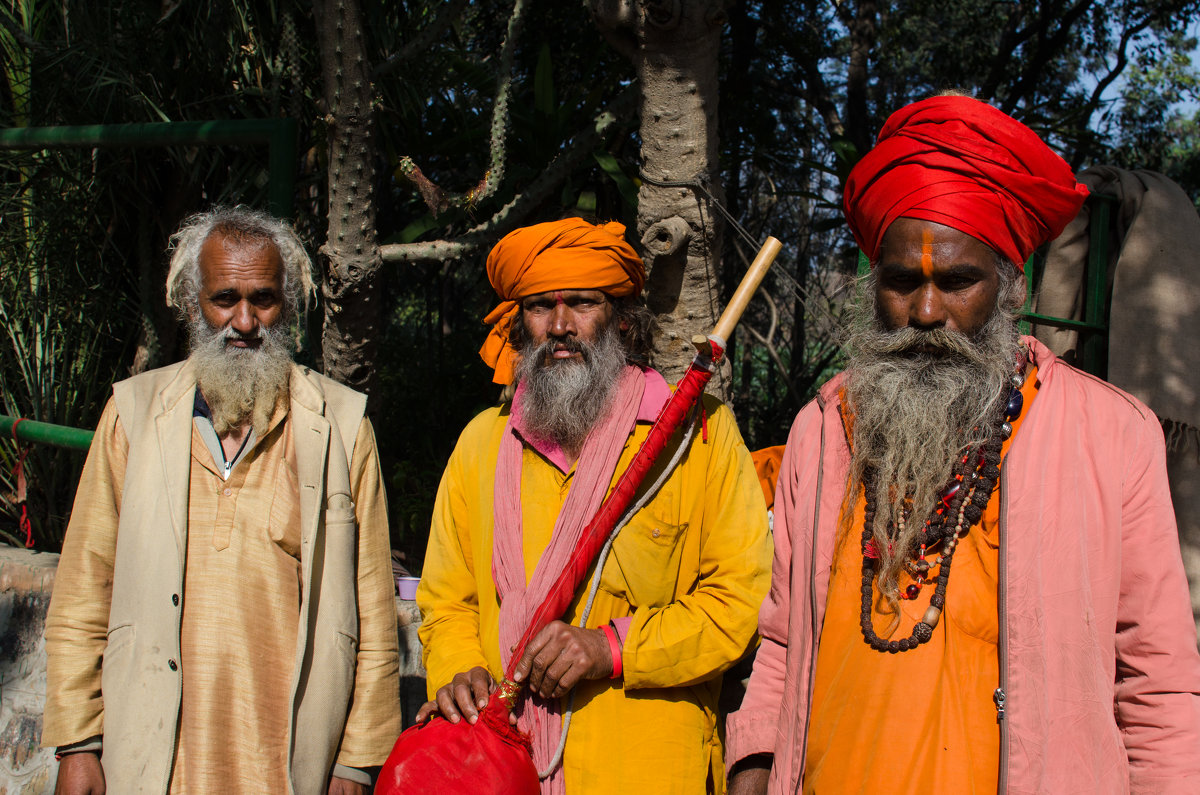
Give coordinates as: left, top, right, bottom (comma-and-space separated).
378, 236, 782, 794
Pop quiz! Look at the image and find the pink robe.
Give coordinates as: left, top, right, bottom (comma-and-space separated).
726, 337, 1200, 794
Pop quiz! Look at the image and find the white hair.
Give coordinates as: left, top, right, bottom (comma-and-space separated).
165, 205, 316, 319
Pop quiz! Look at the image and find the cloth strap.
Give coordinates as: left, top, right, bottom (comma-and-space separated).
491, 365, 645, 794
10, 418, 32, 547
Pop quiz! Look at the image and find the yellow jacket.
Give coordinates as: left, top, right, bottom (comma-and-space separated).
418, 394, 771, 793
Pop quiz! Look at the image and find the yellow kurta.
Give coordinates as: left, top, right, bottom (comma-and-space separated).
418, 395, 772, 794
44, 394, 399, 788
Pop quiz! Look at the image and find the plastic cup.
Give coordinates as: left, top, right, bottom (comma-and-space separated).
396, 576, 420, 601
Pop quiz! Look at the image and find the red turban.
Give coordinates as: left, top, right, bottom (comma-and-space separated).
479, 218, 645, 384
844, 96, 1089, 269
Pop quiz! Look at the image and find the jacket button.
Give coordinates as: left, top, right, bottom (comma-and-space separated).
168, 659, 178, 671
172, 594, 179, 606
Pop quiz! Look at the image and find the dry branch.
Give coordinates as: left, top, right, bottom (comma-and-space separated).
381, 84, 637, 264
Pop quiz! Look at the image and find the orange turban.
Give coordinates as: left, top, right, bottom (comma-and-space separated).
844, 96, 1089, 269
479, 218, 645, 384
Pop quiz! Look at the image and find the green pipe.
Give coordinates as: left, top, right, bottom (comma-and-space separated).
0, 120, 297, 217
0, 415, 94, 451
1080, 194, 1115, 377
1015, 312, 1106, 334
266, 119, 298, 218
0, 120, 288, 148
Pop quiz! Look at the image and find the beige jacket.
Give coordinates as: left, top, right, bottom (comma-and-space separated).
44, 360, 399, 794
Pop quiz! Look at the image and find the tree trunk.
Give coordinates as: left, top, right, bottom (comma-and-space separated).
312, 0, 382, 400
844, 0, 878, 160
604, 0, 729, 392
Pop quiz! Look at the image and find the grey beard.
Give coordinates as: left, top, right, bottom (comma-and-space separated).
188, 315, 294, 437
514, 321, 627, 452
843, 293, 1021, 614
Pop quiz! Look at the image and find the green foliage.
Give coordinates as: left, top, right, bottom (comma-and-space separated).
1108, 29, 1200, 205
366, 0, 640, 566
718, 0, 1200, 448
0, 0, 324, 548
374, 260, 498, 566
0, 147, 135, 546
6, 0, 1200, 557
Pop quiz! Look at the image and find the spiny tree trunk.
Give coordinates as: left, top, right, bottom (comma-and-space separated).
593, 0, 730, 393
312, 0, 382, 400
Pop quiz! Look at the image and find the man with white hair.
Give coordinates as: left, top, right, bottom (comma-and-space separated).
43, 206, 401, 794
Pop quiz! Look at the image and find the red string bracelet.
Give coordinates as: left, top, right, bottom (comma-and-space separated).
600, 624, 622, 679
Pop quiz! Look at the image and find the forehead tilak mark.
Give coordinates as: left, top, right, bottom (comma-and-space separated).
921, 228, 934, 278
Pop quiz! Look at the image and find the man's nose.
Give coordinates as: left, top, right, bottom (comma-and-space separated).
909, 285, 946, 329
548, 303, 575, 337
230, 301, 258, 335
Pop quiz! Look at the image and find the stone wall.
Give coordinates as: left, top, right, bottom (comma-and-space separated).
0, 547, 57, 795
0, 546, 427, 792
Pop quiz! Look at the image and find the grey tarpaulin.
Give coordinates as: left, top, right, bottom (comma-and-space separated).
1033, 165, 1200, 633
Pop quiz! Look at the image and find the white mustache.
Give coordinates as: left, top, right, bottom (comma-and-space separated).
215, 325, 263, 346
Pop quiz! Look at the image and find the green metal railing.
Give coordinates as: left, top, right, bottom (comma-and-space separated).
1, 415, 93, 451
1018, 193, 1115, 377
0, 119, 298, 217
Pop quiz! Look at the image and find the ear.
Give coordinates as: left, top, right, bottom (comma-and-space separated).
619, 319, 630, 331
184, 297, 207, 328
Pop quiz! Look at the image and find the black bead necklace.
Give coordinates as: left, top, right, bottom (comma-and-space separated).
859, 358, 1027, 653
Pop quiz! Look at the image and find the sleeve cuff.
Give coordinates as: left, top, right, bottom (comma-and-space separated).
55, 736, 103, 759
724, 711, 779, 775
331, 764, 372, 786
609, 616, 633, 646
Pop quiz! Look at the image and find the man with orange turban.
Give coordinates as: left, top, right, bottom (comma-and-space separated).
416, 218, 772, 793
727, 96, 1200, 794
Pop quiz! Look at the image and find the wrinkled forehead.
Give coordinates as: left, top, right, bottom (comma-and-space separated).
519, 288, 609, 304
877, 218, 1003, 272
201, 228, 281, 258
198, 231, 285, 283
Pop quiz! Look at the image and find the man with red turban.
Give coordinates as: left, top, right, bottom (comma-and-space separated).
727, 96, 1200, 794
416, 218, 771, 793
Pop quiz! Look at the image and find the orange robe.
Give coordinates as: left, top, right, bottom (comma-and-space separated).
803, 366, 1039, 794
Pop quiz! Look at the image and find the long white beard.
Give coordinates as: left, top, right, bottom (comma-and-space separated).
188, 315, 293, 437
514, 321, 627, 453
842, 295, 1021, 613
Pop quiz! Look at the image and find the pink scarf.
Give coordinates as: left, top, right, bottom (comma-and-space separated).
492, 365, 645, 793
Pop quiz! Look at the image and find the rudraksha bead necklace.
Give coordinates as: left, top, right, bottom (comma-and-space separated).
859, 356, 1026, 653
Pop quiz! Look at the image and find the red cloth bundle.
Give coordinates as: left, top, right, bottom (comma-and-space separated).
376, 697, 539, 795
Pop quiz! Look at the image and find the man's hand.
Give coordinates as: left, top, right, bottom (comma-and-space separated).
415, 665, 495, 725
727, 754, 772, 795
327, 775, 366, 795
512, 621, 612, 700
54, 751, 105, 795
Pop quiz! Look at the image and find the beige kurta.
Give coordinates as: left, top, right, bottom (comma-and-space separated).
171, 404, 300, 790
45, 394, 399, 789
